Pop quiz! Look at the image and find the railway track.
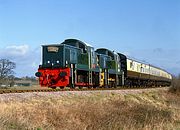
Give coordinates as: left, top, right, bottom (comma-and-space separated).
0, 86, 168, 94
0, 88, 65, 94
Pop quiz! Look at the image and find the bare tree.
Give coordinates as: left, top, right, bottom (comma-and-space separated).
0, 59, 16, 86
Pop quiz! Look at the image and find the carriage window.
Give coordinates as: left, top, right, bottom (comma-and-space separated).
130, 62, 133, 68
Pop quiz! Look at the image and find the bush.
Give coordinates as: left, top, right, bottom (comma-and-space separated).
170, 75, 180, 94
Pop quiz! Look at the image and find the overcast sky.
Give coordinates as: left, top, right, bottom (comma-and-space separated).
0, 0, 180, 77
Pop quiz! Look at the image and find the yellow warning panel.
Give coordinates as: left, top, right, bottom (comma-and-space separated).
100, 72, 104, 87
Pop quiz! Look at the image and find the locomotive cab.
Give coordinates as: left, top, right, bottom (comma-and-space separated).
35, 44, 71, 88
62, 39, 100, 88
95, 48, 122, 87
41, 45, 64, 68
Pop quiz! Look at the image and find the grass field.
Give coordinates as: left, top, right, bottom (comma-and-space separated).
0, 88, 179, 130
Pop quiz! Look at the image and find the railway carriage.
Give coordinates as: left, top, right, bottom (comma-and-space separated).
125, 57, 172, 87
149, 65, 172, 86
35, 39, 172, 88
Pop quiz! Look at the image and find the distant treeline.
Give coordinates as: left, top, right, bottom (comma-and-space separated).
15, 76, 37, 82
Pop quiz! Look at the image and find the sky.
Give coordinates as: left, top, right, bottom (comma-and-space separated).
0, 0, 180, 77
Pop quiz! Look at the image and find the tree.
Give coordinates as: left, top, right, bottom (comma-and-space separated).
178, 74, 180, 79
0, 59, 16, 86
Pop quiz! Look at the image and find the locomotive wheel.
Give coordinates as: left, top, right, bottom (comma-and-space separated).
70, 84, 75, 89
60, 86, 64, 89
78, 86, 82, 89
88, 86, 92, 89
93, 86, 97, 88
51, 87, 56, 89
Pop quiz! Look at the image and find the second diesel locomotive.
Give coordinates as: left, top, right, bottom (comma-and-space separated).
35, 39, 172, 88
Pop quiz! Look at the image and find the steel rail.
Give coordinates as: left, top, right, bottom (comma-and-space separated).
0, 86, 168, 94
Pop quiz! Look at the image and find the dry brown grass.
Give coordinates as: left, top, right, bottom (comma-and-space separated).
0, 90, 179, 130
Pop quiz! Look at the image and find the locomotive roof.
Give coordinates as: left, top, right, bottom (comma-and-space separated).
96, 48, 115, 55
42, 39, 93, 47
63, 39, 93, 47
84, 42, 93, 47
96, 48, 116, 59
